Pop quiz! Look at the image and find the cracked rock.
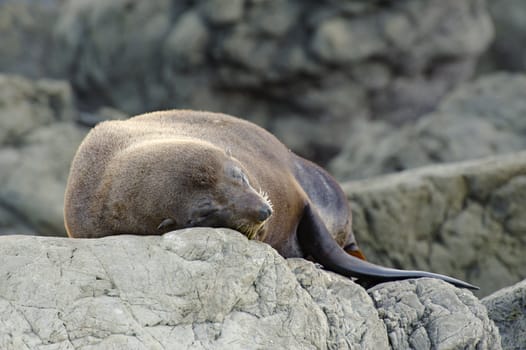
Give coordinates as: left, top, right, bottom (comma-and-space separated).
483, 279, 526, 350
343, 151, 526, 297
330, 73, 526, 180
370, 278, 501, 350
0, 228, 501, 349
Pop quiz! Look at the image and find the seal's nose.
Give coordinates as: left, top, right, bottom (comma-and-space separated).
258, 205, 273, 221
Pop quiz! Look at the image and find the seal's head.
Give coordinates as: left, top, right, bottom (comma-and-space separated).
97, 139, 272, 239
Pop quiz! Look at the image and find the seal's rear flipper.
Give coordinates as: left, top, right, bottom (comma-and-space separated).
297, 203, 479, 290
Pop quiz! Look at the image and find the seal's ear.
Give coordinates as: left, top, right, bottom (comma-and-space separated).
296, 203, 478, 290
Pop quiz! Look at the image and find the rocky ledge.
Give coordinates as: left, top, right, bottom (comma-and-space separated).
0, 228, 510, 350
345, 151, 526, 298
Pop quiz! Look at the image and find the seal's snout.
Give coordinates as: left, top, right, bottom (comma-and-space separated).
258, 205, 273, 222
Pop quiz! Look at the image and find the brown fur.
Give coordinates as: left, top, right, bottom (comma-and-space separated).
64, 110, 357, 258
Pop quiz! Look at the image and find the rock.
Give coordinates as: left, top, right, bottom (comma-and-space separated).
51, 0, 493, 163
287, 259, 389, 349
0, 74, 76, 145
483, 279, 526, 350
0, 122, 88, 236
343, 151, 526, 297
484, 0, 526, 72
52, 0, 174, 114
199, 0, 244, 25
0, 0, 63, 78
0, 228, 501, 349
330, 73, 526, 180
0, 74, 87, 236
370, 278, 502, 349
311, 17, 385, 63
163, 11, 209, 68
440, 74, 526, 133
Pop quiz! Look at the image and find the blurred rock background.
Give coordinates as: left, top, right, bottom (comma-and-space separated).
0, 0, 525, 296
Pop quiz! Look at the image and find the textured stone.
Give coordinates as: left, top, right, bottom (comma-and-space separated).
0, 229, 502, 349
0, 74, 76, 145
287, 259, 389, 349
483, 279, 526, 350
370, 279, 502, 350
163, 11, 209, 67
0, 229, 330, 349
343, 152, 526, 297
0, 122, 88, 236
200, 0, 244, 25
485, 0, 526, 72
0, 74, 87, 236
330, 73, 526, 180
0, 0, 64, 78
311, 17, 385, 63
50, 0, 493, 162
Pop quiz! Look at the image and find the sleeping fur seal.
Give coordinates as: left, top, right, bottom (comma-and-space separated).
64, 110, 477, 290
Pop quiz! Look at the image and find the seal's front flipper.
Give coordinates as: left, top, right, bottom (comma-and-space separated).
297, 203, 479, 290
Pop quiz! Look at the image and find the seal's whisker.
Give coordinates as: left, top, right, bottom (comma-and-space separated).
258, 188, 273, 210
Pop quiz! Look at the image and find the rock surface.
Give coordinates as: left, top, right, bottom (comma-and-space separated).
0, 74, 87, 236
48, 0, 493, 161
370, 279, 501, 349
0, 0, 64, 78
330, 73, 526, 180
484, 0, 526, 72
344, 151, 526, 298
483, 279, 526, 350
0, 229, 500, 349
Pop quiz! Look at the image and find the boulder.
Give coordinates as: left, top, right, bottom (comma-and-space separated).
370, 279, 501, 349
483, 279, 526, 350
484, 0, 526, 72
0, 229, 501, 349
330, 73, 526, 180
51, 0, 493, 162
0, 74, 87, 236
0, 0, 63, 78
0, 74, 76, 145
343, 151, 526, 297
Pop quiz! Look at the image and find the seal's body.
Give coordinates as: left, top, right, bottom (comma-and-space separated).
65, 110, 477, 289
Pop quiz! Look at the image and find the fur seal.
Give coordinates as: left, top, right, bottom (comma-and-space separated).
64, 110, 477, 290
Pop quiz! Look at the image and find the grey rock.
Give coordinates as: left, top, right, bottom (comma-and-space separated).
0, 229, 330, 349
484, 0, 526, 72
0, 0, 64, 78
287, 259, 389, 349
440, 73, 526, 133
343, 151, 526, 297
0, 74, 87, 236
0, 74, 76, 145
200, 0, 244, 25
163, 11, 209, 68
0, 122, 88, 236
330, 73, 526, 180
0, 229, 501, 349
483, 279, 526, 350
370, 278, 502, 350
52, 0, 174, 114
51, 0, 493, 163
311, 17, 386, 63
